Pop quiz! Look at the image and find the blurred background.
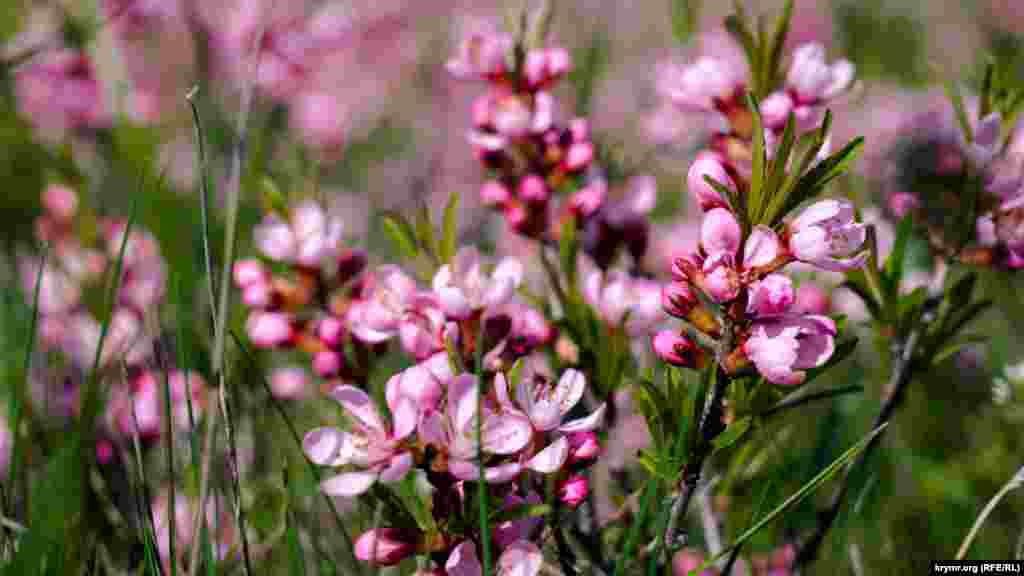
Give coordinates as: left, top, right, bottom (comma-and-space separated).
2, 0, 1024, 574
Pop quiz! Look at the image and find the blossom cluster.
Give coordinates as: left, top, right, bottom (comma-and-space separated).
304, 364, 604, 573
14, 50, 107, 139
447, 18, 654, 270
652, 40, 866, 385
238, 199, 556, 389
19, 184, 207, 450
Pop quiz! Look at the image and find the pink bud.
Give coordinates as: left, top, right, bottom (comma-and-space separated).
505, 203, 529, 231
567, 431, 601, 463
233, 259, 267, 288
701, 253, 740, 303
480, 180, 511, 207
760, 91, 794, 129
746, 274, 794, 317
354, 528, 415, 566
313, 350, 343, 378
558, 474, 589, 508
270, 366, 308, 400
245, 311, 294, 348
318, 316, 346, 348
887, 192, 919, 219
569, 180, 607, 217
43, 184, 78, 221
564, 141, 594, 172
96, 439, 114, 465
493, 95, 532, 137
547, 47, 571, 78
569, 117, 589, 142
242, 282, 273, 308
652, 330, 699, 367
518, 175, 549, 204
700, 208, 741, 256
794, 283, 830, 315
524, 50, 547, 88
291, 91, 347, 155
688, 152, 734, 211
662, 282, 697, 318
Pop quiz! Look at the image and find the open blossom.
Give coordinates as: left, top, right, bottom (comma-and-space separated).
787, 199, 868, 271
445, 18, 512, 80
786, 43, 855, 105
346, 265, 420, 343
582, 269, 664, 335
432, 248, 523, 320
660, 57, 745, 112
747, 274, 795, 317
253, 200, 344, 268
303, 384, 417, 497
744, 315, 837, 385
420, 374, 532, 483
354, 528, 416, 566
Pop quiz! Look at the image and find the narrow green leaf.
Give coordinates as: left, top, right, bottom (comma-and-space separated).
381, 212, 419, 259
944, 79, 974, 143
766, 0, 794, 89
980, 62, 995, 119
724, 14, 757, 72
415, 200, 438, 260
703, 175, 743, 217
570, 28, 609, 116
440, 191, 460, 264
559, 216, 578, 293
746, 93, 766, 223
670, 0, 700, 44
696, 422, 889, 571
490, 503, 552, 524
615, 479, 658, 576
760, 112, 797, 225
711, 415, 753, 454
883, 215, 914, 296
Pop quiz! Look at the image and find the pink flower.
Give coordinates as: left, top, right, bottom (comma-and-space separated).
582, 270, 664, 335
303, 384, 417, 497
233, 259, 268, 288
761, 91, 795, 129
245, 311, 295, 349
354, 528, 415, 566
660, 58, 744, 112
559, 474, 589, 508
481, 180, 512, 207
15, 50, 107, 136
291, 91, 348, 157
346, 266, 419, 343
887, 192, 920, 219
787, 200, 868, 271
564, 141, 595, 171
701, 252, 740, 303
786, 43, 855, 104
385, 360, 446, 413
446, 18, 512, 80
701, 208, 742, 256
744, 315, 837, 385
567, 431, 601, 463
494, 369, 606, 436
43, 184, 79, 222
653, 330, 700, 367
524, 47, 571, 89
687, 151, 734, 211
518, 174, 549, 204
747, 274, 795, 317
432, 248, 523, 320
794, 283, 831, 315
253, 201, 344, 268
445, 539, 544, 576
662, 281, 698, 318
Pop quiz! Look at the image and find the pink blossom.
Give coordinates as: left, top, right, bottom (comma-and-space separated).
354, 528, 415, 566
419, 374, 532, 483
481, 180, 512, 207
233, 259, 267, 288
569, 179, 607, 217
887, 192, 920, 218
14, 50, 107, 137
446, 18, 512, 80
786, 43, 855, 104
432, 248, 523, 320
701, 252, 740, 303
168, 371, 207, 430
761, 91, 795, 129
744, 315, 837, 385
524, 47, 570, 89
564, 141, 595, 171
701, 208, 742, 256
582, 270, 664, 335
346, 266, 419, 343
312, 350, 343, 378
660, 57, 744, 112
567, 431, 601, 463
559, 474, 589, 508
788, 199, 868, 271
494, 369, 606, 436
445, 539, 544, 576
253, 201, 344, 268
43, 184, 78, 222
245, 311, 294, 349
653, 330, 700, 367
747, 274, 795, 317
794, 283, 831, 315
303, 384, 417, 497
385, 361, 446, 413
688, 151, 734, 211
291, 91, 348, 157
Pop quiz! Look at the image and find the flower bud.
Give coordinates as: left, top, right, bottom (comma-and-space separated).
700, 208, 741, 256
569, 117, 589, 142
43, 184, 78, 222
312, 350, 343, 378
746, 274, 794, 317
233, 259, 267, 288
480, 180, 511, 207
354, 528, 416, 566
245, 311, 294, 348
687, 151, 733, 211
661, 281, 697, 318
567, 431, 601, 464
652, 330, 700, 367
518, 174, 549, 204
760, 91, 794, 129
558, 474, 589, 508
242, 282, 273, 308
564, 141, 594, 172
569, 180, 606, 217
270, 366, 309, 400
317, 316, 346, 348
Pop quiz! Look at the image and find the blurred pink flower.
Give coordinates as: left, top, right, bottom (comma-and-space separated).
744, 315, 837, 385
432, 247, 523, 320
14, 49, 107, 139
787, 200, 868, 271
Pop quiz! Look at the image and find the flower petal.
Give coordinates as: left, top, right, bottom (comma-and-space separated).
302, 427, 351, 466
391, 396, 418, 440
524, 436, 569, 473
320, 470, 378, 497
446, 540, 483, 576
555, 369, 586, 416
483, 410, 533, 454
329, 385, 385, 434
558, 402, 607, 433
497, 540, 544, 576
379, 452, 414, 483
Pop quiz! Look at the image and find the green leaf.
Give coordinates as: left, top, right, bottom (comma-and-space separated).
440, 191, 460, 264
559, 216, 579, 292
932, 333, 988, 366
883, 215, 914, 297
671, 0, 700, 44
490, 503, 552, 524
415, 201, 438, 260
381, 212, 419, 259
285, 510, 307, 576
570, 28, 609, 116
759, 112, 797, 225
724, 10, 757, 75
944, 79, 974, 143
746, 93, 767, 223
766, 0, 794, 89
703, 175, 744, 217
711, 416, 753, 454
696, 421, 890, 572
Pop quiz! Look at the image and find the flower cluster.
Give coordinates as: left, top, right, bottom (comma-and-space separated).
19, 184, 205, 449
14, 49, 107, 139
304, 364, 604, 573
448, 16, 653, 270
240, 200, 554, 388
